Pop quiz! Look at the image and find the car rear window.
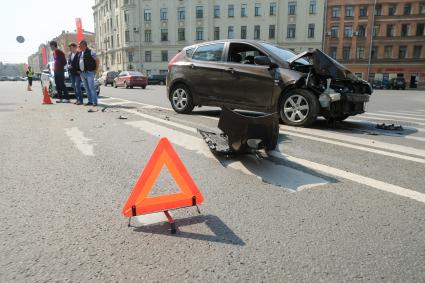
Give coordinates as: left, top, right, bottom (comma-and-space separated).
128, 71, 143, 76
192, 43, 225, 62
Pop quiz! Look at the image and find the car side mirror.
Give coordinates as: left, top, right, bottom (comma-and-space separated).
254, 56, 278, 68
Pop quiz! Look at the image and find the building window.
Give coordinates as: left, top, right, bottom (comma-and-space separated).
228, 26, 234, 39
413, 45, 422, 58
386, 24, 395, 37
287, 24, 296, 38
255, 3, 261, 16
288, 1, 296, 15
196, 27, 204, 41
309, 0, 316, 14
125, 30, 130, 42
178, 28, 185, 41
329, 47, 337, 59
270, 2, 277, 16
331, 7, 340, 18
371, 46, 378, 59
161, 50, 168, 62
384, 46, 393, 58
254, 25, 261, 39
269, 25, 275, 39
241, 4, 247, 17
196, 6, 203, 19
375, 5, 382, 16
145, 51, 151, 62
117, 34, 120, 46
404, 4, 412, 15
398, 46, 407, 59
356, 47, 365, 59
401, 24, 410, 37
388, 4, 397, 16
331, 26, 339, 37
128, 51, 133, 62
214, 5, 220, 18
421, 3, 425, 14
241, 26, 247, 39
359, 6, 367, 17
178, 7, 185, 20
144, 9, 151, 21
160, 8, 168, 21
344, 26, 353, 37
416, 24, 425, 36
214, 27, 220, 40
144, 30, 151, 42
124, 10, 129, 23
343, 47, 350, 60
345, 6, 354, 17
308, 24, 315, 38
373, 25, 380, 37
228, 4, 235, 17
358, 25, 366, 37
161, 29, 168, 41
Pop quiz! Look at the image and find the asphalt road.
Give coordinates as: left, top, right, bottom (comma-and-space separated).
1, 82, 424, 282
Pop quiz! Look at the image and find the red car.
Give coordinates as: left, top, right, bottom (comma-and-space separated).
113, 71, 148, 89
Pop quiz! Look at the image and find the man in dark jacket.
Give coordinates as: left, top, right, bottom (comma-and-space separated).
50, 41, 70, 103
79, 40, 99, 106
67, 42, 83, 104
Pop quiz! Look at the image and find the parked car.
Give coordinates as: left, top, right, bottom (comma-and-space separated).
166, 40, 372, 127
99, 71, 119, 86
113, 71, 148, 89
388, 77, 406, 90
41, 62, 100, 98
148, 74, 166, 85
0, 76, 8, 81
371, 80, 384, 89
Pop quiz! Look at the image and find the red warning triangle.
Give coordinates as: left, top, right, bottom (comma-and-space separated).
122, 138, 204, 217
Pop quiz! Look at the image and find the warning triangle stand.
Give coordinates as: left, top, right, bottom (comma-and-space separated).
122, 138, 204, 234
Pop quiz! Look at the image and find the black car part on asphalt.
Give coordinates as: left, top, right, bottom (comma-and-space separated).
198, 107, 279, 154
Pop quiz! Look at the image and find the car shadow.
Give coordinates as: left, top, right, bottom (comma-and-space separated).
133, 214, 245, 246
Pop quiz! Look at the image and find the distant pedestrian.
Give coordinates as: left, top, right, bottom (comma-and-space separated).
67, 42, 83, 105
78, 40, 99, 106
26, 66, 33, 91
49, 41, 70, 103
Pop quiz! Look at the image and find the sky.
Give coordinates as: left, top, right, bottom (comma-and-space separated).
0, 0, 95, 64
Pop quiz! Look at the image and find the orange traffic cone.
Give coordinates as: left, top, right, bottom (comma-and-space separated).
42, 86, 53, 105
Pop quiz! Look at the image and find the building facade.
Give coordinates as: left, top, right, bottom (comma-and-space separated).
324, 0, 425, 88
28, 31, 95, 73
93, 0, 325, 75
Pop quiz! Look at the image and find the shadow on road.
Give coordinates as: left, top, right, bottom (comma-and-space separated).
133, 214, 245, 246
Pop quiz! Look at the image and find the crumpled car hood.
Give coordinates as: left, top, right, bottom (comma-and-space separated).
288, 49, 359, 81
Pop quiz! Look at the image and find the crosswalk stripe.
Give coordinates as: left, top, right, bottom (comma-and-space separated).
346, 118, 425, 132
378, 111, 425, 118
121, 109, 425, 204
358, 115, 425, 126
365, 112, 425, 122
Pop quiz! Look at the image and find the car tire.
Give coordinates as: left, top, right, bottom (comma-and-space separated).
130, 86, 133, 89
170, 84, 194, 114
142, 86, 146, 89
279, 89, 319, 127
336, 115, 350, 121
113, 82, 117, 88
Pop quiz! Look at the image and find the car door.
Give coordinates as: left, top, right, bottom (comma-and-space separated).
117, 72, 126, 86
186, 42, 227, 103
220, 43, 275, 110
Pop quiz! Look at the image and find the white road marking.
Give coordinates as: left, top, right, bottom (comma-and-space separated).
126, 120, 328, 192
65, 127, 94, 156
280, 125, 425, 159
345, 118, 425, 133
104, 101, 134, 106
357, 115, 425, 126
365, 112, 425, 122
378, 111, 425, 118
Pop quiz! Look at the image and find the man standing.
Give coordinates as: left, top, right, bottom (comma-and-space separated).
67, 43, 83, 105
49, 41, 70, 103
79, 40, 99, 106
26, 66, 33, 91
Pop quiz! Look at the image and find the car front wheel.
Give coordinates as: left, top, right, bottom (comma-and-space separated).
279, 89, 319, 127
170, 84, 194, 114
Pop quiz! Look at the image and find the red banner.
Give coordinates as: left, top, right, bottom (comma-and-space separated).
41, 47, 47, 65
76, 18, 84, 43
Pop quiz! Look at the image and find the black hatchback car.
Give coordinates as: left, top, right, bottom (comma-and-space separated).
167, 40, 372, 127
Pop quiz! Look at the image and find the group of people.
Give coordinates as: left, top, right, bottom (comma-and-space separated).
49, 40, 99, 106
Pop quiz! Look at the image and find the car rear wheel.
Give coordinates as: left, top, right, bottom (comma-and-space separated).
142, 86, 146, 89
170, 84, 194, 114
279, 89, 319, 127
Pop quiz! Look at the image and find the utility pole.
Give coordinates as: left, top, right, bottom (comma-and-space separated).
367, 0, 378, 81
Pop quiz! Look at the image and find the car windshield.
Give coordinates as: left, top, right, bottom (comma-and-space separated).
259, 43, 310, 65
128, 71, 143, 76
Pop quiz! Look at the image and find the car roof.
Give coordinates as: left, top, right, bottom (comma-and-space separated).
184, 39, 269, 50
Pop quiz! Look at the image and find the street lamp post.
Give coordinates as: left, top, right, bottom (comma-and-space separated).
104, 38, 109, 71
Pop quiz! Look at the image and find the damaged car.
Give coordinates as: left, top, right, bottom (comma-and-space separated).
167, 40, 372, 127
